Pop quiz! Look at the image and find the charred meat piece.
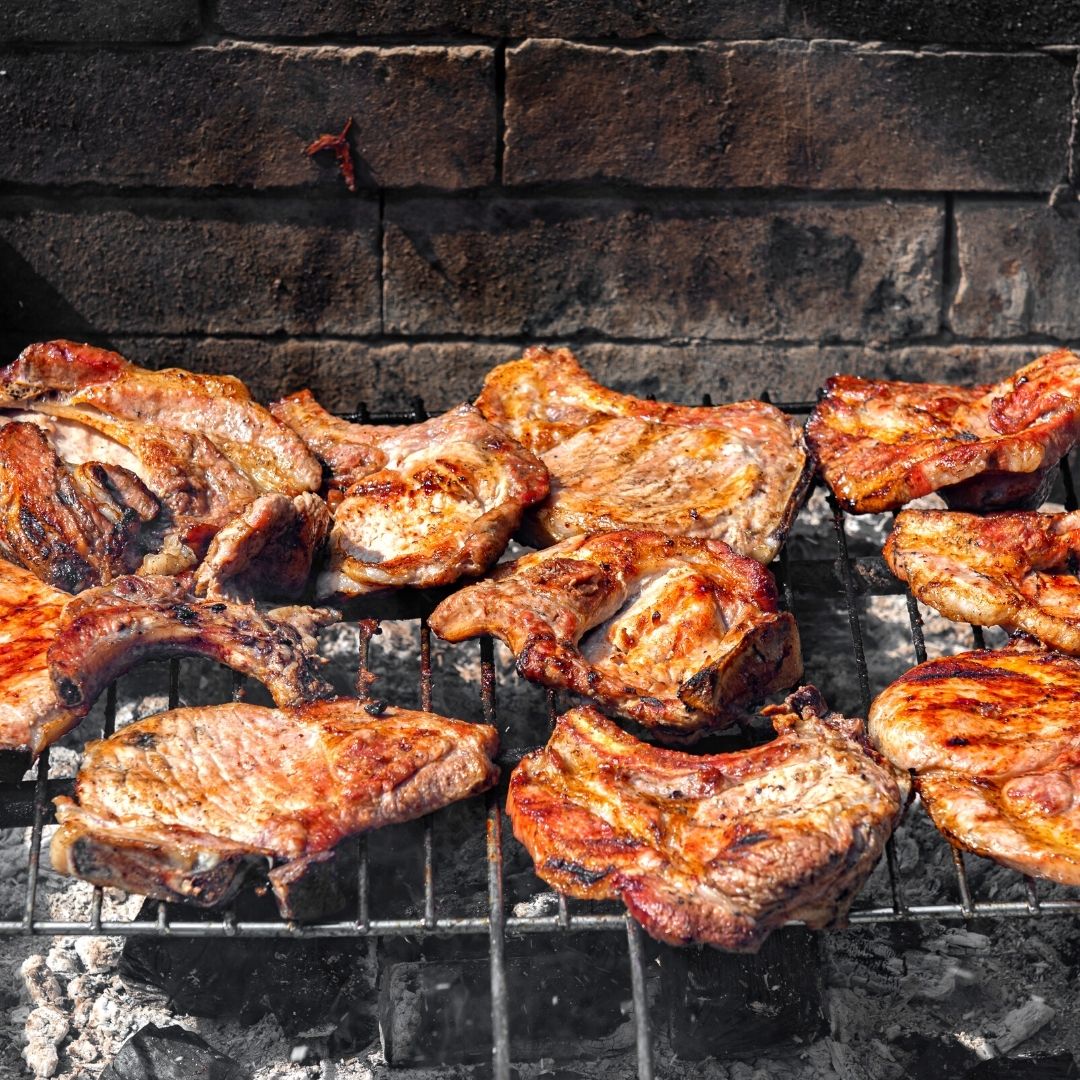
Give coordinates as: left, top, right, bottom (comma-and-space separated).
885, 509, 1080, 654
0, 421, 158, 592
508, 690, 908, 951
869, 640, 1080, 885
49, 574, 338, 712
807, 350, 1080, 513
193, 492, 332, 601
475, 348, 809, 563
1, 340, 321, 496
272, 394, 549, 598
429, 530, 802, 739
51, 699, 499, 916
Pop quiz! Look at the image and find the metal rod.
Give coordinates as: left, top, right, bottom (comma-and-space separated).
23, 748, 51, 931
970, 624, 986, 649
168, 659, 180, 709
951, 847, 976, 917
356, 836, 370, 933
231, 669, 246, 703
827, 492, 872, 716
1061, 454, 1078, 512
419, 618, 436, 928
1024, 876, 1041, 915
904, 592, 928, 665
103, 681, 118, 738
626, 918, 655, 1080
356, 619, 381, 700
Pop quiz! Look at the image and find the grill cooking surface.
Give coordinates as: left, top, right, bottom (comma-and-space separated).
2, 397, 1079, 1080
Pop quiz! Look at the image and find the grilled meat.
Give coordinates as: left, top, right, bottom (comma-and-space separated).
1, 340, 321, 496
885, 509, 1080, 653
272, 394, 549, 598
49, 574, 338, 712
0, 422, 158, 593
51, 699, 499, 916
807, 350, 1080, 513
869, 640, 1080, 885
508, 689, 909, 951
475, 347, 809, 563
429, 530, 801, 739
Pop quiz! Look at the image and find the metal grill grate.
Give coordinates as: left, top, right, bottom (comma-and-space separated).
1, 396, 1079, 1080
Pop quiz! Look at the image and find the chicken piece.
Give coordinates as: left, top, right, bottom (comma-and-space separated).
193, 492, 333, 601
869, 640, 1080, 885
0, 422, 158, 593
807, 350, 1080, 513
1, 340, 321, 496
508, 690, 909, 951
885, 509, 1080, 653
51, 699, 499, 916
429, 530, 801, 740
475, 348, 809, 563
272, 394, 550, 598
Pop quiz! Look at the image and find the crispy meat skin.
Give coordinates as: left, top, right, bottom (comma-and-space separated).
273, 394, 549, 597
0, 422, 157, 593
51, 699, 499, 915
885, 509, 1080, 653
807, 350, 1080, 513
869, 640, 1080, 884
475, 348, 809, 563
429, 530, 802, 738
508, 691, 908, 951
1, 340, 321, 496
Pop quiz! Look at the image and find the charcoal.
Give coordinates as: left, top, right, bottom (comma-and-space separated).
660, 926, 829, 1058
965, 1052, 1078, 1079
98, 1024, 246, 1080
379, 940, 640, 1066
893, 1032, 982, 1078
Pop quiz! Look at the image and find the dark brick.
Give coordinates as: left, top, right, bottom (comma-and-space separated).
949, 201, 1080, 339
787, 0, 1080, 47
504, 41, 1071, 192
0, 0, 200, 41
0, 197, 380, 337
0, 45, 494, 190
383, 198, 943, 340
214, 0, 784, 40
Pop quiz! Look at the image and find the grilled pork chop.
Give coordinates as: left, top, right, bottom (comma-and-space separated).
869, 640, 1080, 885
51, 699, 499, 916
272, 393, 549, 598
508, 690, 908, 951
429, 530, 801, 739
885, 509, 1080, 654
475, 348, 809, 563
0, 422, 158, 593
0, 561, 337, 778
807, 350, 1080, 513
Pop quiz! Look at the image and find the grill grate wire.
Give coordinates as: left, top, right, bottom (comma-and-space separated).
0, 397, 1078, 1080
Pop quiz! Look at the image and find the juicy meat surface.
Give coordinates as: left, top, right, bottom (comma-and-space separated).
49, 574, 339, 712
0, 422, 158, 592
869, 640, 1080, 884
51, 699, 499, 915
429, 530, 802, 739
1, 340, 321, 496
273, 394, 550, 598
475, 347, 809, 563
508, 690, 909, 951
885, 509, 1080, 653
807, 350, 1080, 513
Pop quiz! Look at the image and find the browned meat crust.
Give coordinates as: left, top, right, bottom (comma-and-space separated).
807, 350, 1080, 513
885, 509, 1080, 653
0, 422, 158, 593
49, 574, 338, 712
51, 699, 499, 915
272, 393, 550, 598
507, 690, 909, 951
869, 640, 1080, 885
429, 530, 802, 739
475, 347, 809, 563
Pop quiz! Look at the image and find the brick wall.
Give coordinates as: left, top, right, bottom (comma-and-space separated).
2, 2, 1078, 411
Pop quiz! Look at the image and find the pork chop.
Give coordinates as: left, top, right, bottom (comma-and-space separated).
51, 699, 499, 916
807, 350, 1080, 513
884, 509, 1080, 654
507, 689, 909, 951
475, 348, 809, 563
429, 530, 802, 740
869, 639, 1080, 885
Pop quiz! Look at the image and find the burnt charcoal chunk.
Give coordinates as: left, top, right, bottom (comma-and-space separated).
99, 1024, 246, 1080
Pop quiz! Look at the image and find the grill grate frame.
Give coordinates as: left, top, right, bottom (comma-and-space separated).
0, 396, 1078, 1080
